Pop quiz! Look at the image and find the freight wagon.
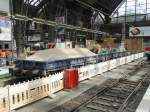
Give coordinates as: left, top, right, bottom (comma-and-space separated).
12, 48, 128, 76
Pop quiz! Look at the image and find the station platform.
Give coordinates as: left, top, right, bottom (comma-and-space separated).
15, 61, 140, 112
136, 83, 150, 112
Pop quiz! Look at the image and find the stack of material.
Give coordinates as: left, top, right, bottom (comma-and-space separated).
101, 38, 118, 48
15, 48, 96, 71
125, 38, 144, 53
26, 48, 96, 62
86, 40, 95, 50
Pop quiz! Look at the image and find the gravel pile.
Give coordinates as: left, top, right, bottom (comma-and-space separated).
26, 48, 96, 61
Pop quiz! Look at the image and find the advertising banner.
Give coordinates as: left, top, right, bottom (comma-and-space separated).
0, 16, 11, 41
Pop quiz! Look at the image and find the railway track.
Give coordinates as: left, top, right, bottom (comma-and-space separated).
49, 59, 150, 112
72, 72, 150, 112
74, 81, 141, 112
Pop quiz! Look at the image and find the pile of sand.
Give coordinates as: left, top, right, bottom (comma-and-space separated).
26, 48, 96, 62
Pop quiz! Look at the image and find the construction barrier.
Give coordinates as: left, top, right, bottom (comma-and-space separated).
116, 58, 121, 67
101, 61, 110, 73
120, 57, 126, 65
139, 52, 144, 58
78, 52, 144, 80
131, 54, 135, 61
135, 53, 139, 60
95, 63, 102, 75
109, 59, 117, 70
88, 64, 97, 78
78, 66, 89, 81
0, 52, 144, 112
50, 72, 64, 94
126, 55, 132, 63
9, 77, 50, 110
0, 87, 9, 112
0, 72, 64, 111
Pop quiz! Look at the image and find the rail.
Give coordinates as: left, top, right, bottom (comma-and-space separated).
117, 72, 149, 112
73, 67, 148, 112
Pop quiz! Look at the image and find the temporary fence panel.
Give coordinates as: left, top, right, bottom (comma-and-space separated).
126, 56, 132, 63
95, 63, 103, 75
137, 53, 140, 59
138, 53, 140, 58
78, 66, 89, 81
142, 52, 144, 57
101, 61, 109, 73
123, 56, 127, 65
135, 54, 139, 60
133, 54, 137, 60
0, 87, 9, 112
8, 72, 64, 110
116, 58, 121, 67
9, 76, 51, 110
109, 59, 117, 70
139, 52, 144, 58
50, 72, 64, 94
130, 54, 134, 61
139, 53, 142, 58
120, 57, 126, 65
138, 53, 141, 59
88, 64, 97, 78
125, 56, 127, 64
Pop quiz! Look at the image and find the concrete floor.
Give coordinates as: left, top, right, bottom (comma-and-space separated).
136, 85, 150, 112
15, 60, 143, 112
16, 76, 107, 112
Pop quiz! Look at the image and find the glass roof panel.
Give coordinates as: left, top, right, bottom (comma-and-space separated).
24, 0, 41, 6
112, 0, 149, 16
111, 0, 150, 23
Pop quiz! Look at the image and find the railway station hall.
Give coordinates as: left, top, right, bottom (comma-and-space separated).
0, 0, 150, 112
